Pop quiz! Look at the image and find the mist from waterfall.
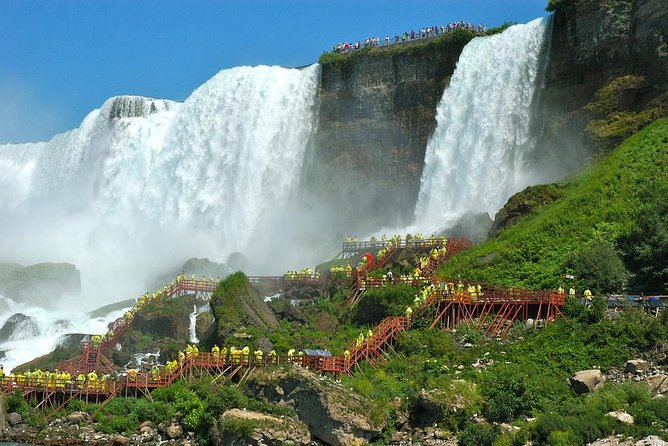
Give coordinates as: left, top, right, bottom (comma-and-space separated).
413, 17, 552, 232
0, 65, 320, 306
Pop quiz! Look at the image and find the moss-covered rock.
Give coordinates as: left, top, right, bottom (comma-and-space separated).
209, 272, 279, 344
211, 408, 311, 446
248, 367, 386, 446
489, 184, 566, 238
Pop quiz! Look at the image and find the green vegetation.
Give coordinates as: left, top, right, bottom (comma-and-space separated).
81, 379, 293, 444
339, 301, 667, 444
438, 118, 668, 293
209, 271, 249, 341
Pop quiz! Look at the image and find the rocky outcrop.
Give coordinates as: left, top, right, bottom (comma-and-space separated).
570, 369, 605, 394
248, 368, 385, 446
210, 409, 311, 446
535, 0, 668, 160
131, 297, 194, 341
625, 359, 651, 374
0, 313, 40, 342
412, 381, 479, 427
0, 262, 80, 307
489, 184, 565, 238
210, 274, 279, 343
643, 374, 668, 395
304, 35, 474, 237
606, 411, 634, 424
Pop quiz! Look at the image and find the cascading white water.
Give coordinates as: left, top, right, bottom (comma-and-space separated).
0, 65, 320, 303
414, 18, 551, 230
189, 305, 198, 343
0, 295, 131, 371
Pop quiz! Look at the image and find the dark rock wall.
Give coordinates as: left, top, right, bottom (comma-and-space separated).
300, 2, 666, 242
303, 40, 470, 236
535, 0, 668, 157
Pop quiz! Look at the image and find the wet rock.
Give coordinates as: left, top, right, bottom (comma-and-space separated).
625, 359, 650, 375
6, 412, 22, 426
0, 313, 40, 342
570, 369, 605, 395
606, 411, 634, 425
211, 408, 311, 446
166, 423, 183, 439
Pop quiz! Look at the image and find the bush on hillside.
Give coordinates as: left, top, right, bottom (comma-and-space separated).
619, 182, 668, 293
354, 284, 416, 325
567, 239, 629, 294
481, 367, 533, 422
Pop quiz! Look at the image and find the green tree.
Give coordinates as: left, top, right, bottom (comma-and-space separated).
568, 239, 629, 294
619, 183, 668, 293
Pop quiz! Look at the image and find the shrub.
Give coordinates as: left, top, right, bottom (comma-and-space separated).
568, 239, 629, 294
481, 366, 533, 422
458, 422, 500, 446
219, 417, 255, 439
354, 284, 416, 325
619, 182, 668, 293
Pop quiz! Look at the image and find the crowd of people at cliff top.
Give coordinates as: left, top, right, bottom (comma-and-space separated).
332, 21, 488, 54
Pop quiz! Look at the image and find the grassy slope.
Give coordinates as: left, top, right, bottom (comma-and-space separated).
438, 118, 668, 290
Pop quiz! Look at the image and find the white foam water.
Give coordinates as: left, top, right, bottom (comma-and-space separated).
414, 17, 551, 230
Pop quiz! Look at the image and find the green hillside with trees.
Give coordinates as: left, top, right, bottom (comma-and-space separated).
439, 118, 668, 294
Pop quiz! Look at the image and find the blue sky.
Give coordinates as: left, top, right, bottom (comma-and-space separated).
0, 0, 548, 143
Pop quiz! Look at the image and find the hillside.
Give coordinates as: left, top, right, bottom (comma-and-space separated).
439, 118, 668, 293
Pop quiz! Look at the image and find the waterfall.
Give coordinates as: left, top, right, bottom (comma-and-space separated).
189, 305, 198, 344
0, 65, 320, 302
414, 17, 551, 230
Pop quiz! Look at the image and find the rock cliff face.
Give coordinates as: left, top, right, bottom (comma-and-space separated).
534, 0, 668, 158
307, 2, 666, 239
304, 38, 472, 235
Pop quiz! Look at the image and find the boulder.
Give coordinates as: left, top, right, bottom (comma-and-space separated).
211, 408, 311, 446
414, 381, 478, 427
247, 368, 385, 446
0, 313, 40, 342
642, 374, 668, 395
66, 411, 90, 424
113, 434, 132, 445
7, 412, 23, 426
606, 411, 634, 424
625, 359, 650, 375
165, 423, 183, 439
570, 369, 605, 395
